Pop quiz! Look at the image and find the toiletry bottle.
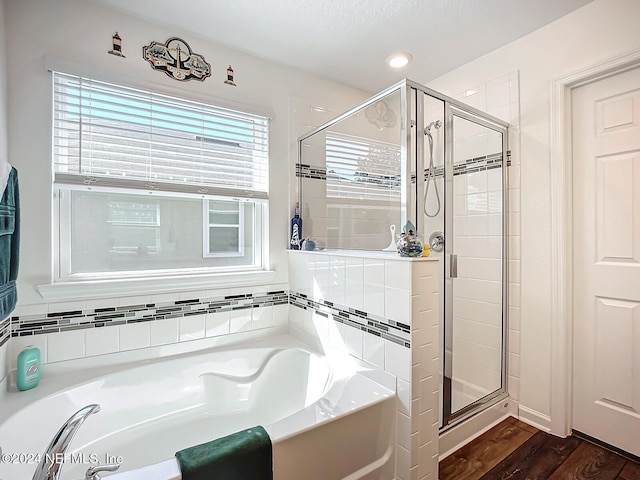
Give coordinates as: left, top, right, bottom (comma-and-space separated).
17, 346, 41, 391
290, 202, 302, 250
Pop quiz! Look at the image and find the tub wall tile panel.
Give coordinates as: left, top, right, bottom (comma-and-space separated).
409, 260, 441, 480
7, 287, 289, 368
288, 251, 440, 480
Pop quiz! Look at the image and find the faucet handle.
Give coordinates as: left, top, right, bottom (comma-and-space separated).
85, 464, 120, 480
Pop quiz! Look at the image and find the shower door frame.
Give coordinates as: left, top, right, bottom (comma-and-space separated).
297, 79, 510, 431
440, 103, 510, 430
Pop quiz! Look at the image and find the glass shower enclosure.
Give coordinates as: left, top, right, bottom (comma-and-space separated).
297, 79, 509, 430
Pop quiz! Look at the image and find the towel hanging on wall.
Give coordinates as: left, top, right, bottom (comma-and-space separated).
0, 164, 19, 322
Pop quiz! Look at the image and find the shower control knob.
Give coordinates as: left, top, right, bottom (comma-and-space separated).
429, 231, 445, 252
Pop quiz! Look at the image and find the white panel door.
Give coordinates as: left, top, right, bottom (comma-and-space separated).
572, 65, 640, 456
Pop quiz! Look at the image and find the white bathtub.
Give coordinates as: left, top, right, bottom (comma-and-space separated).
0, 334, 396, 480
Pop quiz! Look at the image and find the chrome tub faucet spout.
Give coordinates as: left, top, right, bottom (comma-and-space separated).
32, 404, 101, 480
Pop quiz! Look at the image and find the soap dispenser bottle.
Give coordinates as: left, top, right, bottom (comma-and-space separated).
17, 346, 41, 391
290, 202, 302, 250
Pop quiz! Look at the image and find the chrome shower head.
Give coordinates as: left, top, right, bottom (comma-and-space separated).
424, 120, 442, 135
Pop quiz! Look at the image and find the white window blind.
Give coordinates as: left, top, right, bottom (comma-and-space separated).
325, 131, 400, 201
53, 72, 269, 199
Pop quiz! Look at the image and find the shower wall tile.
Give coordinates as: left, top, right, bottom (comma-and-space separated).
86, 325, 120, 355
0, 342, 7, 386
252, 305, 274, 330
229, 308, 252, 334
363, 334, 385, 369
397, 378, 411, 416
8, 334, 47, 370
385, 339, 410, 382
385, 286, 411, 325
119, 322, 150, 352
179, 315, 206, 341
509, 235, 521, 260
205, 311, 230, 337
509, 164, 521, 189
48, 330, 85, 363
509, 375, 520, 402
509, 189, 521, 212
329, 256, 347, 305
364, 258, 385, 285
345, 257, 364, 310
149, 318, 179, 346
364, 282, 385, 318
396, 445, 411, 480
509, 329, 521, 355
337, 321, 364, 359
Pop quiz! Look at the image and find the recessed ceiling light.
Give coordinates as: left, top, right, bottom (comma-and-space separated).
387, 53, 413, 69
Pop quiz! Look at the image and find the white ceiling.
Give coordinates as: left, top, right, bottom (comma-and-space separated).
93, 0, 593, 93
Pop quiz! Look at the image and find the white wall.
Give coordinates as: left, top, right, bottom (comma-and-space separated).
0, 0, 368, 402
426, 0, 640, 429
0, 0, 9, 384
5, 0, 366, 306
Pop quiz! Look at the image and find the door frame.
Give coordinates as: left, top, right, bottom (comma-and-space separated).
550, 48, 640, 437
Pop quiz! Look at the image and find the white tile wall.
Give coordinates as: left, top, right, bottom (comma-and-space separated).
149, 318, 179, 346
48, 330, 86, 362
288, 251, 441, 480
119, 322, 150, 351
0, 341, 8, 384
446, 71, 521, 405
86, 325, 120, 355
179, 316, 206, 341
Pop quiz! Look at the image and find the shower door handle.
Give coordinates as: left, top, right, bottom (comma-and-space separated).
450, 254, 458, 278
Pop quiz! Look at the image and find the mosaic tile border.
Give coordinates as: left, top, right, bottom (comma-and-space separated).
296, 163, 327, 180
289, 291, 410, 348
8, 289, 406, 350
10, 291, 289, 338
299, 153, 508, 186
0, 318, 9, 348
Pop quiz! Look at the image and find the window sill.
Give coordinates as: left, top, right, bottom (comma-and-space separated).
37, 269, 278, 301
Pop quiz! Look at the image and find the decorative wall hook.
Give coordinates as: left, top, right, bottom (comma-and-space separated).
224, 65, 236, 86
108, 32, 126, 57
142, 37, 211, 82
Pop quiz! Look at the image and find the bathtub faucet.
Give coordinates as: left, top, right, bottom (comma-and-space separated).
32, 404, 102, 480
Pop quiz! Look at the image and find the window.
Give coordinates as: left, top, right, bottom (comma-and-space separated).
205, 199, 244, 257
325, 131, 400, 201
53, 72, 269, 280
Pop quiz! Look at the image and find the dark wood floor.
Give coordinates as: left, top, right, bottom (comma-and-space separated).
439, 417, 640, 480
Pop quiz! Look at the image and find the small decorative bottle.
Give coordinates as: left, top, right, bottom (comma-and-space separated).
396, 221, 424, 257
290, 202, 302, 250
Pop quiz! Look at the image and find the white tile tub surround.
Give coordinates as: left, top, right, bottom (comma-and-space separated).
7, 285, 289, 369
288, 250, 440, 480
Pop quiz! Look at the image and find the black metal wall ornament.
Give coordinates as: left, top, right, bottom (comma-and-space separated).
142, 37, 211, 82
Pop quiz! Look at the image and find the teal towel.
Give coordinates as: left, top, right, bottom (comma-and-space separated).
176, 426, 272, 480
0, 166, 19, 322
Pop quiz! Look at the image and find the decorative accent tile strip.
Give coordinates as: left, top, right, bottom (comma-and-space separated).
8, 290, 411, 350
0, 318, 9, 348
296, 163, 327, 180
10, 291, 289, 337
289, 291, 410, 348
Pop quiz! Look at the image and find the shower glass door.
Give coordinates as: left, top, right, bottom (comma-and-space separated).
442, 105, 508, 426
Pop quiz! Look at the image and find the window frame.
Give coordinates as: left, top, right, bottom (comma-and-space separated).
51, 70, 270, 283
203, 199, 246, 258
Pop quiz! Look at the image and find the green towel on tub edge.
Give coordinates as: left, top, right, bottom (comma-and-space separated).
175, 426, 272, 480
